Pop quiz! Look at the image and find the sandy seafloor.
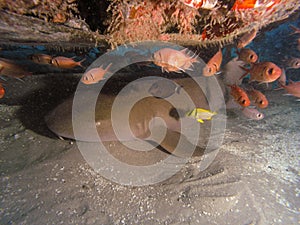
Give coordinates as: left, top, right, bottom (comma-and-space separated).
0, 70, 299, 225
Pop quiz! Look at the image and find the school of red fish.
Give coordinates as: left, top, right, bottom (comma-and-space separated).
0, 25, 299, 121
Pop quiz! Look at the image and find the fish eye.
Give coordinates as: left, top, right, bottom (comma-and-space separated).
208, 67, 212, 73
267, 68, 274, 75
259, 100, 263, 105
241, 99, 246, 104
249, 55, 254, 59
257, 113, 262, 118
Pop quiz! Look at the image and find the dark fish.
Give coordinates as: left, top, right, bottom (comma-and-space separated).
0, 58, 32, 78
30, 53, 52, 65
148, 79, 181, 98
236, 48, 258, 64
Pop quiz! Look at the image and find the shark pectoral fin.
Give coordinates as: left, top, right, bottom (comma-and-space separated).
151, 129, 204, 158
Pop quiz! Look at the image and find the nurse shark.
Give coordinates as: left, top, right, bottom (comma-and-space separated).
45, 76, 227, 158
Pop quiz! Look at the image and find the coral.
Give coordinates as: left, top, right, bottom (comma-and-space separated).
105, 0, 300, 48
1, 0, 79, 25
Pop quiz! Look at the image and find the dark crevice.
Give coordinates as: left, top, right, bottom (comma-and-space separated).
77, 0, 110, 33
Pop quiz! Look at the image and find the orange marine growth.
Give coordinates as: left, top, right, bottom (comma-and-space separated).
228, 84, 251, 107
232, 0, 280, 10
247, 88, 268, 108
202, 49, 222, 76
232, 0, 257, 10
240, 62, 282, 84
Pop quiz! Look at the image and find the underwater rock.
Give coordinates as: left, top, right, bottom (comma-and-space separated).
0, 0, 299, 48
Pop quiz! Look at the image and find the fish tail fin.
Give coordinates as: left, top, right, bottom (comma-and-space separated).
105, 62, 113, 71
197, 119, 204, 123
26, 72, 33, 76
288, 79, 295, 84
289, 25, 300, 35
274, 86, 283, 90
239, 66, 250, 80
175, 86, 182, 94
235, 48, 240, 58
78, 58, 86, 68
16, 77, 25, 83
180, 48, 189, 54
0, 76, 7, 82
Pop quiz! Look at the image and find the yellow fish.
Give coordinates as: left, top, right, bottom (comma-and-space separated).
186, 108, 217, 123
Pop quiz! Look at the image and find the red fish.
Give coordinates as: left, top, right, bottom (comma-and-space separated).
51, 56, 85, 69
202, 49, 222, 76
0, 82, 5, 98
153, 48, 198, 73
0, 58, 32, 78
240, 62, 282, 84
81, 63, 112, 85
236, 29, 257, 49
228, 84, 251, 107
247, 88, 268, 108
280, 80, 300, 99
236, 48, 258, 64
